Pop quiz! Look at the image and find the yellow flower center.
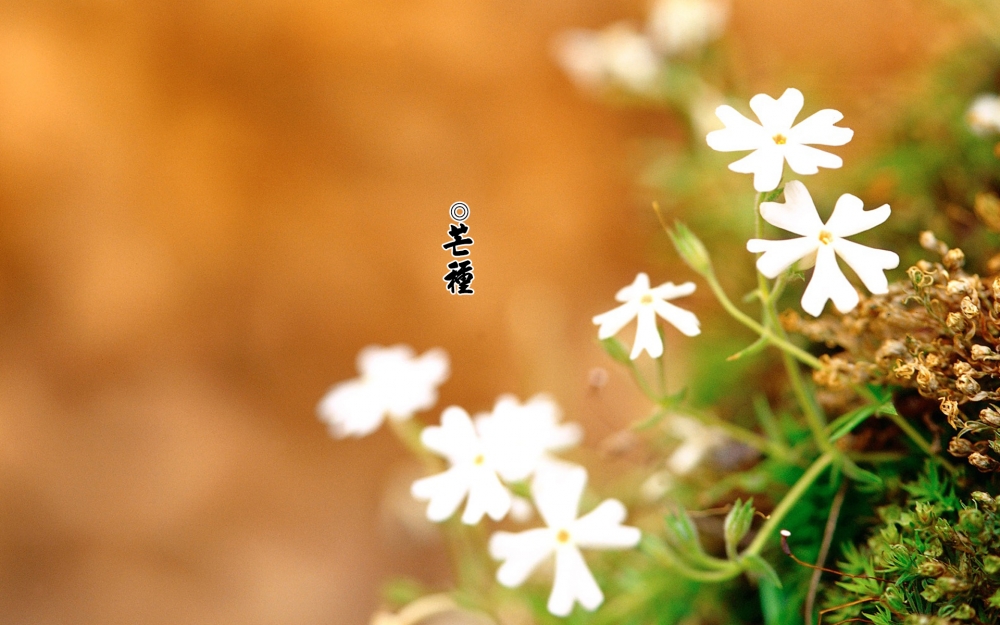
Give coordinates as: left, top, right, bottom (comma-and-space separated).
640, 294, 654, 305
556, 529, 571, 544
473, 454, 485, 466
818, 230, 834, 245
772, 133, 787, 145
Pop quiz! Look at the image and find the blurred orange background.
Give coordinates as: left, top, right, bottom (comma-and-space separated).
0, 1, 962, 623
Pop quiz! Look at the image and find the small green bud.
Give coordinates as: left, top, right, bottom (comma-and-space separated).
669, 221, 712, 276
918, 559, 946, 577
723, 498, 754, 560
959, 508, 984, 533
936, 576, 970, 594
924, 537, 943, 558
984, 555, 1000, 575
921, 583, 943, 603
951, 603, 975, 620
971, 491, 995, 509
989, 587, 1000, 609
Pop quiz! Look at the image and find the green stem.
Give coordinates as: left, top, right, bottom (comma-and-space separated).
779, 346, 833, 453
883, 410, 958, 475
704, 272, 822, 370
745, 450, 837, 557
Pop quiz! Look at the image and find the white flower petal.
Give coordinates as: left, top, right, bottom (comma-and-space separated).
706, 105, 767, 151
490, 529, 555, 587
758, 180, 823, 236
357, 344, 415, 377
421, 407, 480, 463
747, 236, 820, 278
533, 463, 587, 529
615, 272, 650, 301
592, 301, 639, 339
411, 468, 472, 522
652, 299, 701, 337
832, 238, 900, 295
727, 147, 785, 192
800, 244, 858, 316
783, 143, 843, 175
630, 306, 663, 359
787, 108, 853, 146
510, 495, 536, 523
316, 380, 385, 438
548, 546, 603, 616
824, 195, 891, 238
651, 280, 697, 300
749, 87, 803, 132
462, 468, 512, 524
572, 499, 642, 549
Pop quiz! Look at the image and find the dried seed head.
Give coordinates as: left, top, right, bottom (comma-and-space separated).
971, 345, 995, 360
941, 399, 963, 428
971, 491, 996, 506
957, 374, 981, 397
947, 312, 966, 333
943, 248, 966, 270
982, 407, 1000, 427
953, 361, 974, 376
936, 576, 971, 593
961, 296, 980, 319
947, 280, 969, 295
894, 361, 916, 379
993, 277, 1000, 300
916, 366, 939, 393
948, 437, 974, 457
969, 451, 999, 472
919, 230, 941, 252
925, 353, 942, 368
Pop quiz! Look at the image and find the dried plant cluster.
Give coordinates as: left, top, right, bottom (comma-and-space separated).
784, 236, 1000, 472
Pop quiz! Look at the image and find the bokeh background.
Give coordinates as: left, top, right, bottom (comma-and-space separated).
0, 1, 966, 623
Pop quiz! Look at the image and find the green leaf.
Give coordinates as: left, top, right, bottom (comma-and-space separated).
600, 337, 633, 366
841, 457, 883, 487
826, 404, 880, 442
740, 553, 782, 588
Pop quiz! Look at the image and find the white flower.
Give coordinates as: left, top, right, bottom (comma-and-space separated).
553, 23, 660, 93
488, 465, 641, 617
967, 94, 1000, 135
592, 272, 700, 359
648, 0, 729, 56
317, 345, 449, 438
706, 88, 853, 192
411, 406, 514, 524
746, 180, 900, 316
480, 394, 583, 480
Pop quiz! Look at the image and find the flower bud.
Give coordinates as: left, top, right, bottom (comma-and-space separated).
971, 490, 995, 506
947, 312, 966, 333
969, 451, 999, 472
952, 604, 975, 621
936, 576, 970, 594
920, 584, 943, 603
961, 296, 980, 319
943, 248, 966, 270
957, 374, 981, 397
669, 221, 712, 276
948, 437, 974, 457
918, 560, 947, 577
959, 508, 984, 532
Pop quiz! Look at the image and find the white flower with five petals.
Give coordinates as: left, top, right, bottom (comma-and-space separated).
489, 465, 641, 617
706, 88, 853, 192
411, 406, 515, 524
480, 394, 583, 481
592, 272, 700, 359
317, 345, 448, 438
746, 180, 900, 316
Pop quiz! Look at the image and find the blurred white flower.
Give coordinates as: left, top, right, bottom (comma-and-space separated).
592, 272, 700, 360
317, 345, 449, 438
489, 465, 641, 617
706, 88, 853, 192
554, 23, 660, 93
746, 180, 899, 316
648, 0, 729, 56
665, 415, 724, 474
481, 394, 583, 480
411, 406, 514, 525
967, 94, 1000, 135
688, 84, 727, 136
